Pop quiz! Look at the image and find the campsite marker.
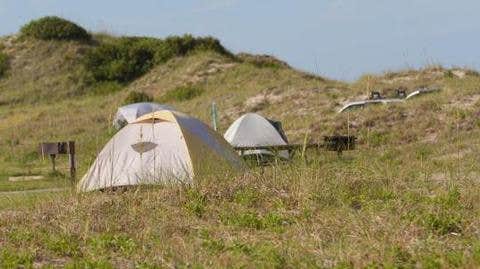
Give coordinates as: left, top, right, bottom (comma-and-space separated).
39, 141, 76, 182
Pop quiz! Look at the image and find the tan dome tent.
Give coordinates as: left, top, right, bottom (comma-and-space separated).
79, 110, 244, 192
224, 113, 290, 160
113, 102, 175, 129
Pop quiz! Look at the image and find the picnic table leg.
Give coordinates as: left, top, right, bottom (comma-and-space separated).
50, 154, 56, 173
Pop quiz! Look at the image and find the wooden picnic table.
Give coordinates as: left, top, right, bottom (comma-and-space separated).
233, 135, 357, 156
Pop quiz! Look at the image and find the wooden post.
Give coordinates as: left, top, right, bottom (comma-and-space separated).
50, 154, 56, 172
68, 141, 76, 183
40, 141, 77, 181
301, 132, 309, 161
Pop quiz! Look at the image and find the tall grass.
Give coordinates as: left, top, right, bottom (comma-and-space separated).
2, 27, 480, 267
1, 149, 480, 267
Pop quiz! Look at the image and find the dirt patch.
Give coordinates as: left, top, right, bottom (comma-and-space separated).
447, 94, 480, 108
244, 88, 286, 111
8, 175, 44, 182
452, 70, 466, 79
433, 148, 470, 161
422, 128, 439, 143
187, 62, 237, 84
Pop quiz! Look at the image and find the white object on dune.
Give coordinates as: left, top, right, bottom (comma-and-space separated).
339, 98, 404, 113
405, 87, 440, 100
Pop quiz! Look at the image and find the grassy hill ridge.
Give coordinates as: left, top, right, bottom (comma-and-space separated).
1, 27, 480, 185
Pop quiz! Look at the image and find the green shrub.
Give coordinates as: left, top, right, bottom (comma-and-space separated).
155, 35, 232, 63
221, 211, 264, 229
123, 91, 153, 105
234, 188, 260, 207
84, 37, 155, 83
88, 234, 137, 256
20, 16, 91, 41
45, 233, 81, 257
422, 211, 462, 235
420, 254, 442, 269
0, 248, 35, 268
184, 189, 207, 217
84, 35, 232, 83
159, 85, 204, 102
0, 52, 8, 77
473, 243, 480, 264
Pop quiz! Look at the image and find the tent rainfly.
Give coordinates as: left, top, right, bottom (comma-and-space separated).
78, 110, 244, 192
113, 102, 175, 129
224, 113, 290, 159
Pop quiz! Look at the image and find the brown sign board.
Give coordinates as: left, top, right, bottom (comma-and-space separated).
39, 141, 76, 182
39, 141, 75, 157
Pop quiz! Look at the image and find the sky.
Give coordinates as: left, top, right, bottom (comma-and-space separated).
1, 0, 479, 81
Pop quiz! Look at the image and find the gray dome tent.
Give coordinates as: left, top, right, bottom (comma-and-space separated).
113, 102, 175, 129
224, 113, 289, 160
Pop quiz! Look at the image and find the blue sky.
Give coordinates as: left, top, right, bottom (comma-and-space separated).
1, 0, 479, 81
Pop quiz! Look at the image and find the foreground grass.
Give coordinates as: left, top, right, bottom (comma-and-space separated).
0, 190, 70, 211
1, 145, 480, 268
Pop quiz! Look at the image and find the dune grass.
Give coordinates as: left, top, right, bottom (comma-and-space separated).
1, 29, 480, 267
1, 146, 480, 268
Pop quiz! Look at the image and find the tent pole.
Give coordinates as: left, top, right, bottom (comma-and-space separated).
211, 102, 218, 131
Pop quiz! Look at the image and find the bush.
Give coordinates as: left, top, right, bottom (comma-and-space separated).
421, 212, 462, 235
184, 189, 207, 217
155, 35, 232, 63
0, 52, 8, 77
84, 35, 232, 83
159, 85, 204, 102
123, 91, 153, 105
84, 38, 155, 83
20, 16, 91, 41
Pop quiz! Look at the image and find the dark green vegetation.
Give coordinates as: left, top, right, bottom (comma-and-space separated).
1, 16, 480, 268
123, 91, 153, 105
20, 16, 91, 41
84, 35, 232, 83
0, 52, 8, 78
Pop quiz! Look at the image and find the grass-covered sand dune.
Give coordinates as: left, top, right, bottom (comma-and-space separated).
1, 17, 480, 268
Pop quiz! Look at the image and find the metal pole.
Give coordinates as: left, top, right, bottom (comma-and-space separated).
68, 141, 76, 183
211, 102, 218, 131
